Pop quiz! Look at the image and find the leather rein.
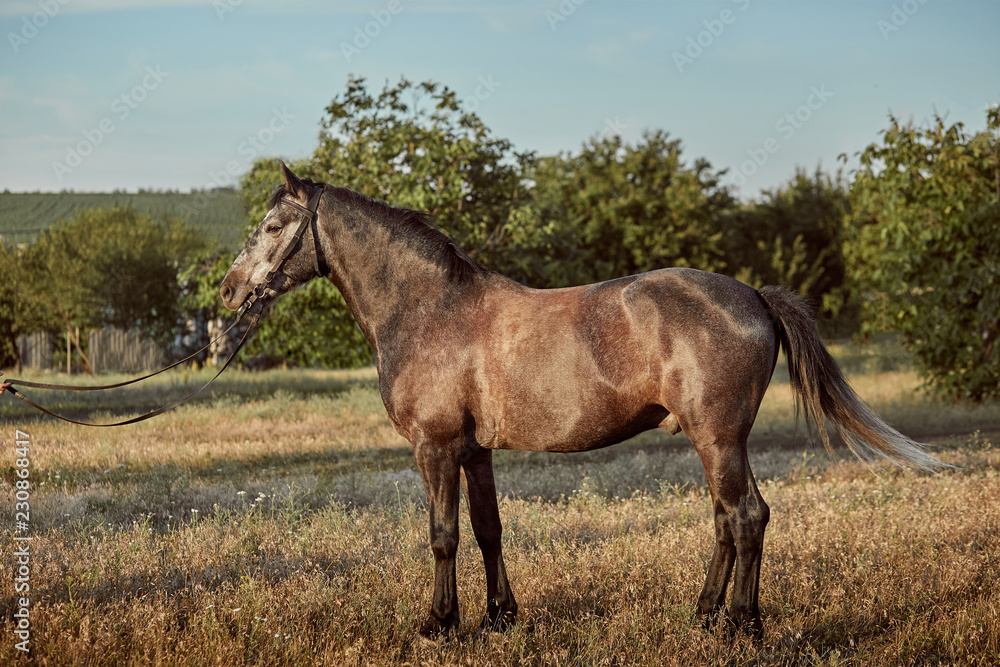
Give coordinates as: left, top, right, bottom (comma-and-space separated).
0, 185, 326, 427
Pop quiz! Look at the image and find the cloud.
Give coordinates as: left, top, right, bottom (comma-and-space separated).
585, 27, 658, 69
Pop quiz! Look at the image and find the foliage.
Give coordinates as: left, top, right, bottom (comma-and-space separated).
21, 206, 203, 345
234, 76, 535, 366
521, 131, 734, 287
178, 247, 236, 316
0, 242, 34, 368
844, 107, 1000, 400
309, 76, 534, 271
232, 78, 859, 367
244, 281, 373, 369
724, 166, 849, 319
8, 76, 995, 377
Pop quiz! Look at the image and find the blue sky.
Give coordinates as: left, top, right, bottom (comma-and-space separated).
1, 0, 997, 199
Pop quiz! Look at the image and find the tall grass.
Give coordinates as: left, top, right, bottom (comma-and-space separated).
2, 339, 999, 665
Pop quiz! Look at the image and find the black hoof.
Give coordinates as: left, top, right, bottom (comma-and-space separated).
696, 606, 724, 631
417, 614, 459, 643
474, 600, 516, 638
696, 607, 762, 639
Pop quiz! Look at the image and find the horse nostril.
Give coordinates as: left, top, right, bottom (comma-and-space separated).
221, 284, 233, 303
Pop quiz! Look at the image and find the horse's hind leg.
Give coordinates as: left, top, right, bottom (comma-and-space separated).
693, 437, 770, 636
461, 448, 518, 634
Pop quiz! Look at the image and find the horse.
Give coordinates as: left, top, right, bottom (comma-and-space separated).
220, 162, 944, 640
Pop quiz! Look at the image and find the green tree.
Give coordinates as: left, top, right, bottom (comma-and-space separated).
178, 247, 371, 369
844, 107, 1000, 400
22, 207, 202, 345
523, 131, 734, 287
246, 281, 372, 369
310, 75, 533, 269
235, 76, 536, 366
0, 242, 39, 369
724, 166, 849, 318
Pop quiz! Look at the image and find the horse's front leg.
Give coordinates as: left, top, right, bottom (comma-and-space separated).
414, 437, 463, 639
460, 448, 518, 635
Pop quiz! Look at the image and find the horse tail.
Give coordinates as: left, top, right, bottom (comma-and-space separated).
756, 285, 946, 472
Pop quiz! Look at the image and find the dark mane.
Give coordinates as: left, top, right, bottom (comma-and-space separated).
267, 180, 490, 285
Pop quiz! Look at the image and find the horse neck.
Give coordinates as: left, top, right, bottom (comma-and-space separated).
316, 202, 481, 355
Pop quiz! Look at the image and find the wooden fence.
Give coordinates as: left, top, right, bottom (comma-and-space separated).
88, 328, 163, 373
16, 331, 53, 370
16, 328, 164, 373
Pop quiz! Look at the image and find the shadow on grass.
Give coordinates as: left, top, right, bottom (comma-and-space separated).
0, 368, 379, 425
24, 443, 416, 494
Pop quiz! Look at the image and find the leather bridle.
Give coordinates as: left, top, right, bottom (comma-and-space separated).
0, 185, 327, 427
240, 184, 328, 316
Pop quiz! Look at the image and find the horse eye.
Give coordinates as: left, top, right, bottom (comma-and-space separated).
265, 223, 282, 235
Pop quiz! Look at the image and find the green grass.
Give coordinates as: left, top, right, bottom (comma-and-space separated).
0, 190, 248, 248
1, 339, 999, 665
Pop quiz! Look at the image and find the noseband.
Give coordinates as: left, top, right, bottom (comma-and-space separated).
239, 184, 328, 316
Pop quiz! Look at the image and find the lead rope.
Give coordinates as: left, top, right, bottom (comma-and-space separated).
0, 184, 324, 427
0, 306, 261, 427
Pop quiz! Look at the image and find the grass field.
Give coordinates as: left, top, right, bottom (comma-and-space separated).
1, 340, 999, 665
0, 190, 247, 249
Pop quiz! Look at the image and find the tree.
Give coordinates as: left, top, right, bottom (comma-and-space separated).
723, 166, 849, 320
0, 241, 37, 369
22, 207, 202, 346
523, 131, 735, 287
844, 107, 1000, 400
234, 77, 536, 366
310, 75, 534, 271
246, 280, 372, 369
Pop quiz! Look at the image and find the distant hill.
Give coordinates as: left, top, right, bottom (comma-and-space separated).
0, 189, 248, 248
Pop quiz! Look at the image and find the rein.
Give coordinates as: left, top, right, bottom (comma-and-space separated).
0, 185, 325, 427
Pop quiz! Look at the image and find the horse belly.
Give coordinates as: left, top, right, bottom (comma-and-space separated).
483, 351, 664, 452
490, 390, 666, 452
476, 283, 663, 452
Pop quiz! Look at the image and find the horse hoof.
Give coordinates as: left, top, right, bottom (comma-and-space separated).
412, 632, 448, 650
416, 616, 459, 644
722, 613, 763, 640
474, 600, 516, 638
474, 613, 515, 640
695, 606, 724, 631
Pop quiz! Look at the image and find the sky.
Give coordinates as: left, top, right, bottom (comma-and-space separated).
1, 0, 998, 200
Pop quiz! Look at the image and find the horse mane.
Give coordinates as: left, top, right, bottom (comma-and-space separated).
267, 179, 490, 285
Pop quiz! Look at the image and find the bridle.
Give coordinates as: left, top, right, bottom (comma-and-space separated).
0, 185, 327, 427
240, 184, 328, 316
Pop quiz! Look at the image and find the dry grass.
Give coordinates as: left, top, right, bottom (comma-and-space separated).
2, 340, 1000, 665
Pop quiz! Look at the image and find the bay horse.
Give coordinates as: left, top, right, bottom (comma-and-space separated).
220, 162, 943, 639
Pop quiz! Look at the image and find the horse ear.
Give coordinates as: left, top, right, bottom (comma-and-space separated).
279, 160, 307, 198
